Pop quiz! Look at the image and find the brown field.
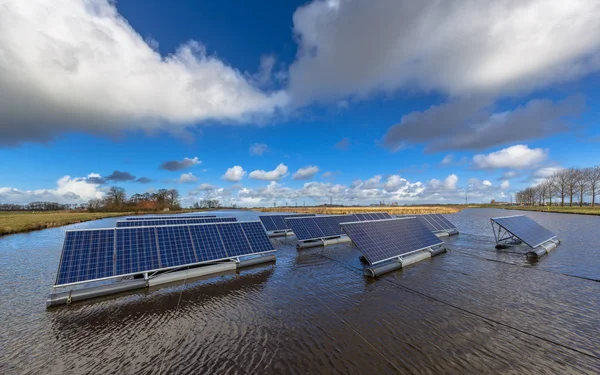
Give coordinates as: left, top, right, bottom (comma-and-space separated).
0, 209, 210, 236
255, 206, 463, 215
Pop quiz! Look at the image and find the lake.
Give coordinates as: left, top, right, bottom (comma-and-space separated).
1, 208, 599, 374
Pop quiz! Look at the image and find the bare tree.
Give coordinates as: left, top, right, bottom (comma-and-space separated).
107, 186, 127, 208
565, 168, 578, 207
575, 169, 590, 207
588, 166, 600, 207
554, 169, 568, 206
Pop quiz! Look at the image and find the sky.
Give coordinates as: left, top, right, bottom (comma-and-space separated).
1, 0, 600, 207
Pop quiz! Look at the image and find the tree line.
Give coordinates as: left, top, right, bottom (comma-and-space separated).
88, 187, 182, 212
0, 202, 85, 211
516, 166, 600, 207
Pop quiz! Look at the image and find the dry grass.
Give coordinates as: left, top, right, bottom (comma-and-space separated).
0, 211, 133, 236
255, 206, 463, 215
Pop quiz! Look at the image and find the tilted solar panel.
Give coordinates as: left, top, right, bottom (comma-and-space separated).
341, 218, 443, 265
258, 214, 317, 232
116, 217, 237, 228
54, 221, 275, 287
394, 214, 456, 232
491, 215, 556, 249
125, 215, 217, 221
285, 214, 357, 241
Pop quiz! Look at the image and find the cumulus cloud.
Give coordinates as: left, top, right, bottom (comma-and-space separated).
223, 166, 247, 182
179, 173, 198, 184
384, 96, 584, 152
0, 174, 105, 204
249, 163, 289, 181
292, 165, 319, 180
249, 143, 269, 156
289, 0, 600, 104
0, 0, 287, 145
473, 145, 548, 170
160, 157, 201, 171
105, 170, 136, 182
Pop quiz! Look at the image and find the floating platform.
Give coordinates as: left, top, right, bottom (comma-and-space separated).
490, 215, 560, 259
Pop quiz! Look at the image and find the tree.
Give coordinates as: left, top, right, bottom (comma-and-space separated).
575, 169, 590, 207
553, 169, 568, 206
107, 186, 127, 208
565, 168, 578, 207
588, 166, 600, 207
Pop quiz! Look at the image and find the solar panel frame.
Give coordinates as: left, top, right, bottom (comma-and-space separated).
116, 217, 237, 228
285, 214, 357, 241
341, 217, 443, 265
125, 215, 217, 221
54, 221, 275, 288
491, 215, 557, 249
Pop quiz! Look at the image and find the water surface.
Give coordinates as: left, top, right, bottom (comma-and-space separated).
1, 208, 599, 374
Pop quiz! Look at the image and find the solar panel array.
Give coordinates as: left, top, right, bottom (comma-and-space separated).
55, 221, 275, 287
259, 214, 316, 232
125, 215, 216, 221
491, 215, 557, 249
116, 217, 237, 228
353, 212, 392, 221
396, 214, 457, 233
341, 218, 443, 265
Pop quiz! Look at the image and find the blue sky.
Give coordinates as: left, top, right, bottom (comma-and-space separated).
1, 0, 599, 207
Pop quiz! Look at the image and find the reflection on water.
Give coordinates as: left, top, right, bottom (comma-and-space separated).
1, 209, 599, 374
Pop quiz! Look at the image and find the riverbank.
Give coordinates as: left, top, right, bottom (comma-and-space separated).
256, 205, 464, 215
503, 206, 600, 216
0, 210, 209, 236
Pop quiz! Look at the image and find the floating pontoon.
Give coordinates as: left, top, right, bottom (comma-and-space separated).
490, 215, 560, 259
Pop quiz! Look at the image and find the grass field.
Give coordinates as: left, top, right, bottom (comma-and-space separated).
505, 206, 600, 216
256, 206, 463, 215
0, 211, 132, 236
0, 210, 210, 236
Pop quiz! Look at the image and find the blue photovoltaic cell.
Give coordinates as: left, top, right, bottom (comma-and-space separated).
157, 226, 197, 268
56, 230, 114, 286
259, 214, 317, 232
115, 227, 160, 275
217, 223, 253, 257
285, 215, 357, 241
491, 215, 556, 248
241, 221, 276, 253
341, 218, 443, 265
116, 217, 236, 228
188, 224, 229, 262
395, 214, 456, 232
54, 221, 275, 286
125, 215, 216, 221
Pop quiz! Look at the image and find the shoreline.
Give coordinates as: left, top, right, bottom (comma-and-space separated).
0, 210, 211, 237
501, 206, 600, 216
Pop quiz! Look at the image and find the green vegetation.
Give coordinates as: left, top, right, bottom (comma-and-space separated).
0, 211, 130, 236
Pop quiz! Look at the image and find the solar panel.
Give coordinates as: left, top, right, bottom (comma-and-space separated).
394, 214, 456, 233
125, 215, 216, 221
353, 212, 392, 221
258, 214, 316, 231
54, 221, 275, 287
285, 214, 357, 241
56, 230, 115, 286
341, 218, 443, 265
116, 217, 237, 228
491, 215, 557, 248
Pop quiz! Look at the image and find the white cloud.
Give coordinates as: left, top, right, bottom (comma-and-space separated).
292, 165, 319, 180
249, 143, 269, 156
223, 166, 247, 182
444, 174, 459, 190
482, 180, 493, 187
249, 163, 289, 181
289, 0, 600, 104
322, 171, 333, 178
473, 145, 548, 170
0, 174, 104, 204
441, 154, 454, 165
179, 173, 198, 183
0, 0, 288, 145
500, 180, 510, 189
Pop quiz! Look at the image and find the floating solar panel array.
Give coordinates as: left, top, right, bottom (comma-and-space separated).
125, 215, 216, 221
341, 218, 444, 265
396, 213, 458, 236
55, 221, 275, 287
285, 213, 393, 242
490, 215, 559, 258
259, 214, 316, 232
116, 217, 237, 228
